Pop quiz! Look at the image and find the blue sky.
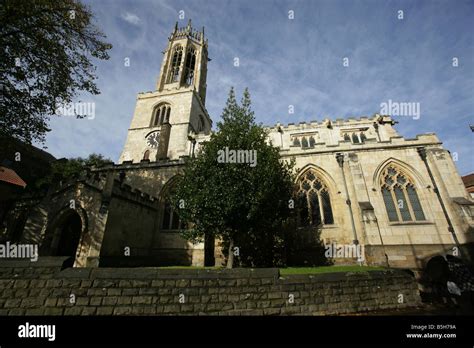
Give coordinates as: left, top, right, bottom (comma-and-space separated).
42, 0, 474, 175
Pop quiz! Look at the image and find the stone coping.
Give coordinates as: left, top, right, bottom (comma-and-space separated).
0, 258, 413, 281
0, 256, 70, 268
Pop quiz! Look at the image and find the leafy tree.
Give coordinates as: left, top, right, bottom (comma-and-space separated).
36, 153, 112, 190
172, 88, 295, 268
0, 0, 112, 144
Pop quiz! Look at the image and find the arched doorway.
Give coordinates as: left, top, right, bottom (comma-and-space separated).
52, 210, 82, 257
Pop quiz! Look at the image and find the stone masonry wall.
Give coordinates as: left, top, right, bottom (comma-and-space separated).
0, 257, 422, 316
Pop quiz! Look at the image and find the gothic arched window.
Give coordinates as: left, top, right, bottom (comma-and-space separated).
143, 150, 150, 160
380, 166, 425, 222
152, 104, 171, 126
161, 200, 183, 230
296, 170, 334, 226
184, 47, 197, 85
344, 133, 350, 141
309, 136, 316, 147
301, 137, 309, 148
360, 132, 367, 142
168, 45, 183, 83
161, 187, 183, 231
293, 138, 301, 147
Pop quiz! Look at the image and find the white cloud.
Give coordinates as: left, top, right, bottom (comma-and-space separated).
121, 11, 141, 26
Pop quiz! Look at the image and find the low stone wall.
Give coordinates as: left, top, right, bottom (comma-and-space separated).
0, 257, 422, 315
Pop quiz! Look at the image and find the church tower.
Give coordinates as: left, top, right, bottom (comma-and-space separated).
119, 20, 212, 163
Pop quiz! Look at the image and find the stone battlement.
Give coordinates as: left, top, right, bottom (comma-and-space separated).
169, 20, 207, 46
91, 158, 186, 173
265, 115, 381, 131
112, 179, 158, 205
265, 114, 404, 131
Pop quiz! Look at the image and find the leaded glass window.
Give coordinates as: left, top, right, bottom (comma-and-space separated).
301, 137, 309, 148
184, 47, 196, 85
296, 170, 334, 226
352, 133, 360, 143
152, 104, 171, 126
162, 199, 183, 230
168, 45, 183, 83
380, 166, 425, 222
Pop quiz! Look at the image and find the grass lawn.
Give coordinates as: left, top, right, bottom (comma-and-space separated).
157, 266, 217, 269
279, 265, 386, 275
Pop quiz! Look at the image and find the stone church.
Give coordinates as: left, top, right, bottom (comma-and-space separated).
2, 21, 473, 270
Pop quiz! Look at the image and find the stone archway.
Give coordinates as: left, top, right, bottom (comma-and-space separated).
50, 209, 83, 258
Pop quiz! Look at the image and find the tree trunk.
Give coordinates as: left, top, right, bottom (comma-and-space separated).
227, 238, 234, 269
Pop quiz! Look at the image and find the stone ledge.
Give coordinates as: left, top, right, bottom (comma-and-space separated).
85, 268, 279, 280
0, 256, 71, 269
279, 269, 412, 283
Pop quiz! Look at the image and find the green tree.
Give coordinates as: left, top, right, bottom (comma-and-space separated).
172, 88, 295, 268
36, 153, 112, 190
0, 0, 112, 144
